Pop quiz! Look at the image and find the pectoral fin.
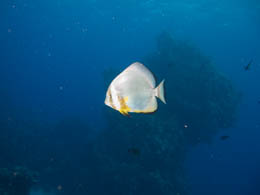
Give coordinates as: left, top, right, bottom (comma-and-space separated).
118, 96, 131, 116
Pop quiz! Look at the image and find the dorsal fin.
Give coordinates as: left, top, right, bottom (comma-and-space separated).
122, 62, 156, 88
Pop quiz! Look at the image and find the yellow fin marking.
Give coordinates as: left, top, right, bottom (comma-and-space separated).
118, 96, 131, 116
133, 109, 155, 114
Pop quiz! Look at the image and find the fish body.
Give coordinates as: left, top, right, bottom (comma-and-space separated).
220, 135, 230, 140
105, 62, 166, 115
128, 147, 140, 156
244, 59, 253, 71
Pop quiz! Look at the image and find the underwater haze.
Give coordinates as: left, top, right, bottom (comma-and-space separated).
0, 0, 260, 195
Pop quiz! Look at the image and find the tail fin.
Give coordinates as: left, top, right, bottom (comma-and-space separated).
155, 79, 166, 104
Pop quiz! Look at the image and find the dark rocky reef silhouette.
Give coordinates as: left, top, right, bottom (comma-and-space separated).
0, 167, 37, 195
0, 32, 239, 195
98, 32, 239, 195
144, 32, 239, 145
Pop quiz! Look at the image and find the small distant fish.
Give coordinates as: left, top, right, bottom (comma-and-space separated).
128, 147, 140, 156
105, 62, 166, 116
220, 135, 230, 140
244, 59, 253, 71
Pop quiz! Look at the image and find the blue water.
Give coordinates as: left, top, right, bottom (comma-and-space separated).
1, 0, 259, 195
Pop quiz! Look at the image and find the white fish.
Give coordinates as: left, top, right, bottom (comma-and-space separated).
105, 62, 166, 116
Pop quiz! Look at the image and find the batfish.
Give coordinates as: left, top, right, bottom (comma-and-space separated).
104, 62, 166, 116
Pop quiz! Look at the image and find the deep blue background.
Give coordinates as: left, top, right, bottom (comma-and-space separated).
1, 0, 260, 194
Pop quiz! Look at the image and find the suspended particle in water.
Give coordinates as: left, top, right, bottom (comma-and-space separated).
184, 124, 188, 128
57, 185, 63, 191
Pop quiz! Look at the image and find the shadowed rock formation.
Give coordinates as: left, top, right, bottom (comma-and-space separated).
0, 167, 37, 195
0, 32, 239, 195
98, 32, 239, 195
